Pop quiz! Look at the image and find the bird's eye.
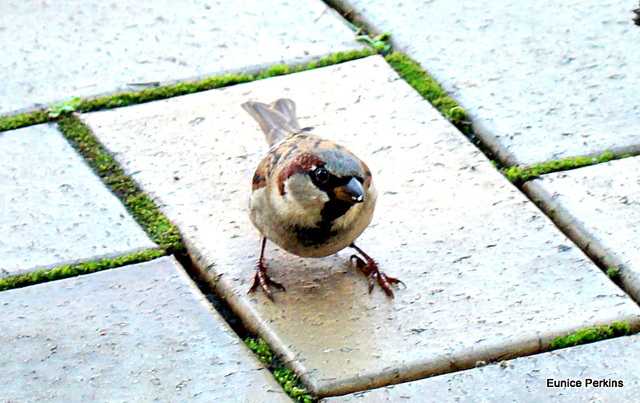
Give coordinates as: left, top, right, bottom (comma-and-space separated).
313, 167, 329, 184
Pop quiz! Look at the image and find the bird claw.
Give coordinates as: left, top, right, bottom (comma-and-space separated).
350, 253, 404, 298
249, 261, 286, 301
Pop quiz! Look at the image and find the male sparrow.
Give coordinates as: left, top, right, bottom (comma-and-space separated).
242, 98, 403, 300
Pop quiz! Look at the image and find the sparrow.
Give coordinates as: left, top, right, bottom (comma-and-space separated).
242, 98, 403, 300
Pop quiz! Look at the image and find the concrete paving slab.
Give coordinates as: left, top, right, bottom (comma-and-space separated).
0, 0, 361, 115
324, 334, 640, 402
0, 124, 156, 277
334, 0, 640, 166
524, 156, 640, 302
81, 55, 640, 397
0, 256, 290, 402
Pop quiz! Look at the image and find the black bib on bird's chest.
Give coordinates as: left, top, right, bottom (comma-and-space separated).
291, 198, 354, 247
320, 198, 354, 223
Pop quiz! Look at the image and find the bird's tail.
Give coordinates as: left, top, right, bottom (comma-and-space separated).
242, 98, 302, 147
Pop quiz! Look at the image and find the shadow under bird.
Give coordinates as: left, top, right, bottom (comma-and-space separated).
242, 98, 404, 300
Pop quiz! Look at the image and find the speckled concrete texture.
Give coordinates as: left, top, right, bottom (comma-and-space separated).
324, 334, 640, 402
0, 124, 156, 277
0, 0, 361, 115
332, 0, 640, 166
0, 256, 290, 402
81, 56, 640, 397
524, 156, 640, 302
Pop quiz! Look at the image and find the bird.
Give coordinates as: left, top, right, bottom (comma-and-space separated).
242, 98, 403, 300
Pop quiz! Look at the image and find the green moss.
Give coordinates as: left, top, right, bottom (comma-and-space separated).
274, 367, 315, 403
549, 321, 631, 350
606, 267, 620, 278
245, 338, 274, 365
256, 64, 291, 80
311, 48, 376, 68
79, 74, 253, 112
57, 116, 183, 252
252, 50, 377, 80
385, 52, 471, 134
0, 110, 51, 132
3, 49, 375, 133
606, 267, 622, 287
0, 249, 165, 292
503, 150, 615, 185
48, 97, 83, 117
73, 49, 374, 114
245, 337, 316, 402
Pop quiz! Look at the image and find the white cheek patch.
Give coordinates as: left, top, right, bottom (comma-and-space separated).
286, 175, 329, 205
273, 174, 328, 227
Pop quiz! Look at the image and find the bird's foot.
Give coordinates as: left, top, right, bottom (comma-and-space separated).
350, 245, 405, 298
248, 261, 286, 301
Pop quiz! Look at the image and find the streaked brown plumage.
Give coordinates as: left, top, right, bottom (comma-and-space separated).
242, 98, 403, 300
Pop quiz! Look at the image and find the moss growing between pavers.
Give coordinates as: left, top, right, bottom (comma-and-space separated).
48, 97, 84, 118
253, 49, 374, 81
73, 49, 375, 114
0, 110, 51, 132
606, 267, 621, 280
503, 150, 615, 185
57, 115, 184, 252
0, 249, 165, 292
385, 52, 471, 135
79, 74, 253, 112
245, 338, 274, 365
302, 48, 376, 70
1, 49, 375, 132
549, 321, 631, 350
254, 49, 377, 80
245, 338, 317, 403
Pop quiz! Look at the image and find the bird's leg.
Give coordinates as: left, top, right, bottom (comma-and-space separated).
350, 243, 405, 298
249, 237, 286, 300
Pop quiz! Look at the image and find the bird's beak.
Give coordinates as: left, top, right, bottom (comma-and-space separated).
333, 177, 364, 204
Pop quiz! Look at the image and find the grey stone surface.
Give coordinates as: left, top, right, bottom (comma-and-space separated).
0, 256, 290, 402
81, 56, 640, 397
324, 334, 640, 402
0, 124, 156, 277
524, 156, 640, 302
0, 0, 361, 115
334, 0, 640, 166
